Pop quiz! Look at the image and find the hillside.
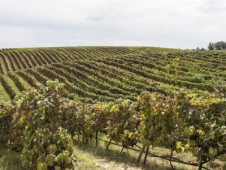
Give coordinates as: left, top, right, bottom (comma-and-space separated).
0, 47, 226, 170
0, 47, 226, 102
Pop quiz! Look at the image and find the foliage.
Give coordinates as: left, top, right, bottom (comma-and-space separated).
137, 92, 187, 150
182, 94, 226, 162
208, 41, 226, 50
2, 80, 76, 169
1, 79, 226, 169
76, 90, 226, 165
104, 99, 140, 147
0, 97, 15, 144
1, 47, 226, 103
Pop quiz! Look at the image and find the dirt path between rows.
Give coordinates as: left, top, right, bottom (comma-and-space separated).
94, 157, 141, 170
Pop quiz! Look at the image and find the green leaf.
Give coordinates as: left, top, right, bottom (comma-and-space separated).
37, 162, 47, 170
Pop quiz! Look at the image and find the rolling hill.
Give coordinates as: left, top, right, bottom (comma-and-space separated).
0, 47, 226, 102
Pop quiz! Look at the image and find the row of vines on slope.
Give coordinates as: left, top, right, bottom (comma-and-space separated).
0, 47, 133, 73
0, 80, 225, 170
2, 54, 222, 102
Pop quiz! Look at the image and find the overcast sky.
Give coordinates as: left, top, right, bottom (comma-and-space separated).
0, 0, 225, 49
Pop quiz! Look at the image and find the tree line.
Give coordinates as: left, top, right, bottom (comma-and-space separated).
195, 41, 226, 51
208, 41, 226, 50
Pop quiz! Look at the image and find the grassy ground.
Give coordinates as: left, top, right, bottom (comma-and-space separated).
74, 139, 196, 170
73, 135, 225, 170
0, 146, 23, 170
0, 140, 225, 170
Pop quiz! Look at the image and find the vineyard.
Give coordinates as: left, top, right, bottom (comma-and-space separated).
0, 47, 226, 102
0, 47, 226, 170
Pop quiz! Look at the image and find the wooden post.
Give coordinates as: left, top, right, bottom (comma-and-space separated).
170, 149, 174, 169
143, 146, 149, 165
95, 131, 98, 146
120, 147, 124, 154
137, 145, 146, 165
106, 139, 112, 150
198, 150, 203, 170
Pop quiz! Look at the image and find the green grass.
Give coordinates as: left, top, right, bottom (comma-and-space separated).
0, 145, 23, 170
73, 135, 199, 170
1, 139, 224, 170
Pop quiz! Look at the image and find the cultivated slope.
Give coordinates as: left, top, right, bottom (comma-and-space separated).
0, 47, 225, 102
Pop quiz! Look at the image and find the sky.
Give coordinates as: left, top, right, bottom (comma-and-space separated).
0, 0, 226, 49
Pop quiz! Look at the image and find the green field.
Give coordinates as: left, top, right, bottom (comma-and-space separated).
0, 47, 226, 170
0, 47, 226, 101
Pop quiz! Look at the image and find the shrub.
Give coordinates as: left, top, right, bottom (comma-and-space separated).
8, 80, 76, 169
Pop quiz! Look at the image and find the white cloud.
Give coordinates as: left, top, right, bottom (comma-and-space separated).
0, 0, 225, 48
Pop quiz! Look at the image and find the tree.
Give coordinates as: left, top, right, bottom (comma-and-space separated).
207, 41, 226, 50
208, 43, 214, 50
215, 41, 226, 50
